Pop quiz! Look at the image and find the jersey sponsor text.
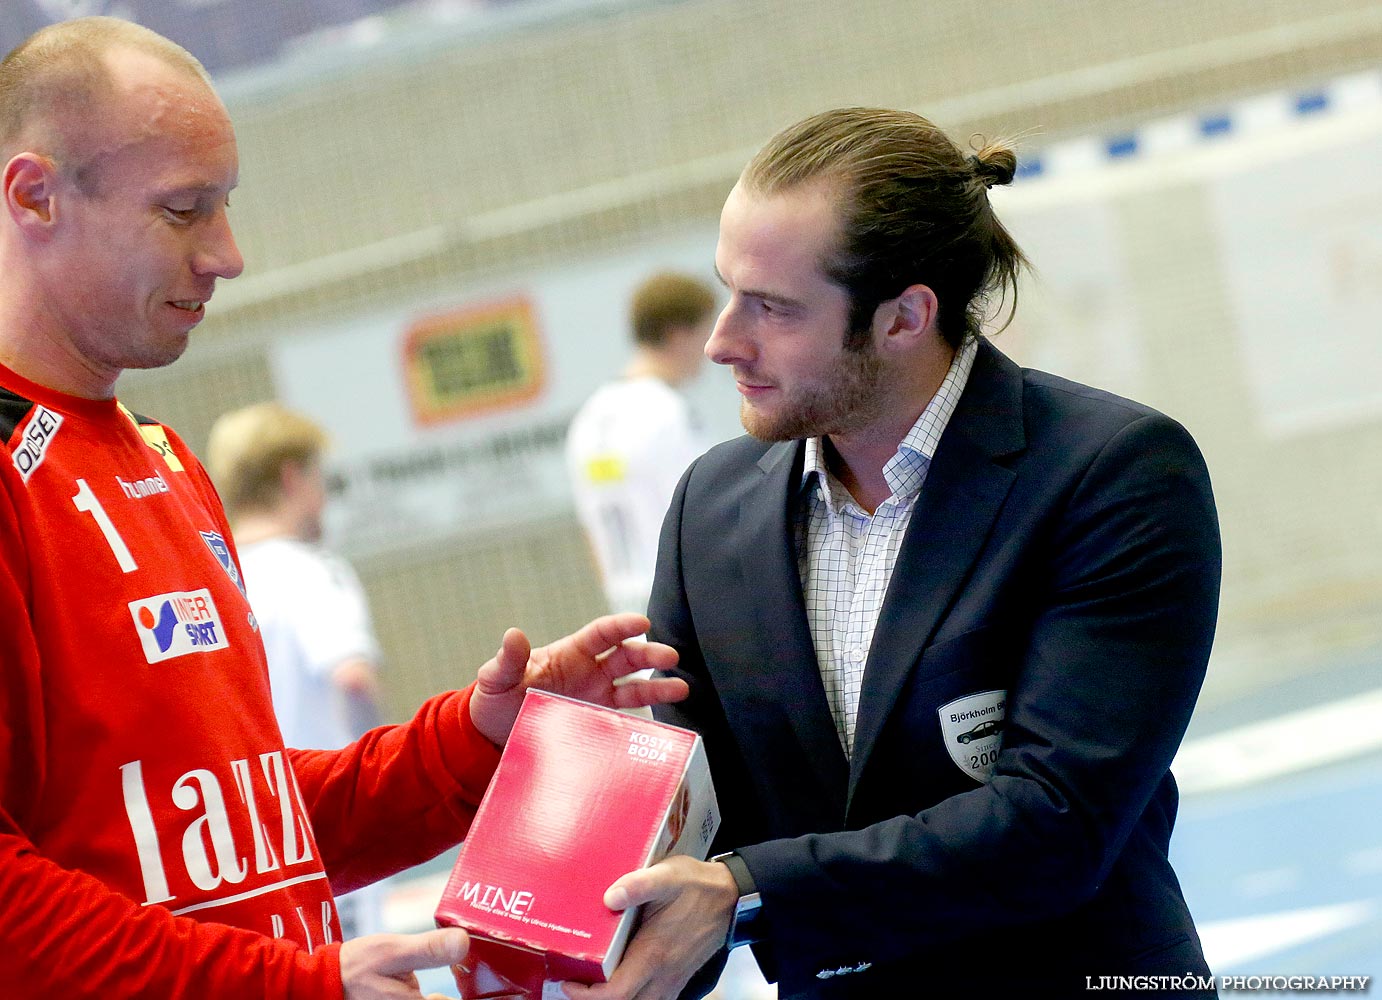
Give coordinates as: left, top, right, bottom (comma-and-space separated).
128, 588, 230, 664
12, 405, 62, 483
120, 750, 317, 908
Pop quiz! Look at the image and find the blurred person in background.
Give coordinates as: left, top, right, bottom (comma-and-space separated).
0, 16, 685, 998
208, 401, 387, 939
566, 272, 717, 616
569, 108, 1222, 1000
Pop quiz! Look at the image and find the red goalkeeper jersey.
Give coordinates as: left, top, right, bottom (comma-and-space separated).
0, 363, 501, 997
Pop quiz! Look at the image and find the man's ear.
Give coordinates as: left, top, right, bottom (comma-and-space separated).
873, 283, 940, 352
3, 153, 60, 232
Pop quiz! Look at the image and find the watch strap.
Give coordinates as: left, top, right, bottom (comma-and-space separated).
712, 851, 764, 949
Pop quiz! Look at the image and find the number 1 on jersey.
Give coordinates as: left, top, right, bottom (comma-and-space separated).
72, 478, 138, 573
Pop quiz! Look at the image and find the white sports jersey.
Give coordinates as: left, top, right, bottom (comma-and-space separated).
565, 376, 706, 614
238, 537, 382, 752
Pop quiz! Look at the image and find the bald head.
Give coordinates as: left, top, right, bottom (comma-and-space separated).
0, 17, 240, 401
0, 17, 215, 193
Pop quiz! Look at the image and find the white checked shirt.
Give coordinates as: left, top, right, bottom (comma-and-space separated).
795, 335, 978, 758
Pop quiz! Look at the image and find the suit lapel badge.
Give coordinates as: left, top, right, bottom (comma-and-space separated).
938, 689, 1007, 783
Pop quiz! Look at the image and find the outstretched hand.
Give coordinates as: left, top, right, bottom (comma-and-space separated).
469, 613, 686, 746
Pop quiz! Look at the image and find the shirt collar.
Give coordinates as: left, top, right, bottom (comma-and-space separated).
801, 334, 979, 504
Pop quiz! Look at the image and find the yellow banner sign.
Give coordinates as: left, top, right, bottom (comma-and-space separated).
402, 298, 545, 426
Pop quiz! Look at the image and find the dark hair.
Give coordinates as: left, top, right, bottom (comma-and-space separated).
630, 272, 717, 347
742, 107, 1028, 349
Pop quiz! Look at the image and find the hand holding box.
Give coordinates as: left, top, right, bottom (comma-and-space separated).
435, 690, 719, 999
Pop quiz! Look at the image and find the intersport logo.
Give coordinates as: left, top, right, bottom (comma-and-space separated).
128, 588, 229, 664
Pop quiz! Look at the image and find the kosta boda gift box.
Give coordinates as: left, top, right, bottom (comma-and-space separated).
435, 690, 720, 999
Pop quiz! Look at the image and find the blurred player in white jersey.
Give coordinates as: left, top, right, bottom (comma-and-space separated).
566, 272, 717, 615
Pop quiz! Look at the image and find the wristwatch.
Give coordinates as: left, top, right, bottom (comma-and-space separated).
712, 851, 764, 949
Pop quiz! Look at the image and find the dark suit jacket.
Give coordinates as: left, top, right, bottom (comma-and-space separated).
652, 339, 1221, 999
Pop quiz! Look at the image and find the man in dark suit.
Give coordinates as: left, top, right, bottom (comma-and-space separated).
565, 108, 1221, 1000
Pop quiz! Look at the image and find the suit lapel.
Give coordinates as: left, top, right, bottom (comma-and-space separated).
730, 440, 850, 801
847, 340, 1026, 798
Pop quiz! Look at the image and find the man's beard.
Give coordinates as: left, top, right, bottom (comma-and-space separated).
740, 340, 885, 442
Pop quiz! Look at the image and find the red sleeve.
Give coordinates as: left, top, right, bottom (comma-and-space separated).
290, 685, 503, 894
0, 465, 343, 999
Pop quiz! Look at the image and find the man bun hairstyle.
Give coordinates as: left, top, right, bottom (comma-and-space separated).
967, 142, 1018, 189
743, 108, 1028, 349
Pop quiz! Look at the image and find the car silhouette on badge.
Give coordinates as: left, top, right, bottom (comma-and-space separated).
956, 720, 1002, 744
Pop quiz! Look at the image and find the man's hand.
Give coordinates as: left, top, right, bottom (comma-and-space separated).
563, 855, 738, 1000
469, 613, 687, 746
340, 927, 469, 999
